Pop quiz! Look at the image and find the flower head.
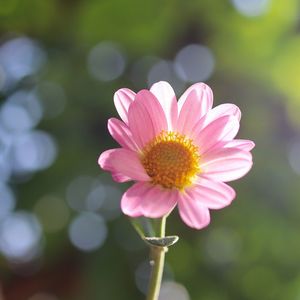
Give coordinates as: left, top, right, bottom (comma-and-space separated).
99, 82, 254, 229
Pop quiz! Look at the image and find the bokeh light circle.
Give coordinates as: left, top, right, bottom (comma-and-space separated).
0, 211, 42, 261
0, 36, 46, 87
87, 41, 126, 82
68, 212, 107, 252
174, 44, 215, 83
0, 91, 43, 133
147, 60, 185, 94
11, 130, 57, 173
159, 281, 190, 300
231, 0, 270, 17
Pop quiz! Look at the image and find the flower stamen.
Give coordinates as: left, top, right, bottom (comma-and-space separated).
141, 131, 200, 190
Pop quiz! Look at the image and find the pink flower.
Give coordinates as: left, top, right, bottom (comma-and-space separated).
99, 82, 254, 229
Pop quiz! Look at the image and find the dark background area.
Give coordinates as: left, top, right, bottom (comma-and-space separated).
1, 0, 300, 299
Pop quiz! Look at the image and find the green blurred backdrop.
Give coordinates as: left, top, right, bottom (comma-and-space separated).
1, 0, 300, 299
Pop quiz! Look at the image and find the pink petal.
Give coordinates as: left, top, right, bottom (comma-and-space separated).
114, 88, 136, 124
128, 90, 167, 148
140, 185, 178, 218
98, 148, 150, 181
207, 103, 241, 122
190, 103, 242, 137
186, 176, 236, 209
121, 182, 145, 217
178, 192, 211, 229
178, 82, 213, 113
111, 172, 131, 183
201, 148, 253, 182
121, 182, 178, 218
177, 83, 213, 135
150, 81, 178, 130
193, 115, 240, 155
223, 139, 255, 151
108, 118, 138, 151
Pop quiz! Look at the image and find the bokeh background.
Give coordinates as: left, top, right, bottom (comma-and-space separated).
1, 0, 300, 299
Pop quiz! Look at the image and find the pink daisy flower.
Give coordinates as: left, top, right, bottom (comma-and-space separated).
99, 81, 254, 229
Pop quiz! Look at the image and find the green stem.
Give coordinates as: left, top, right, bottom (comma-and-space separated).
146, 216, 167, 300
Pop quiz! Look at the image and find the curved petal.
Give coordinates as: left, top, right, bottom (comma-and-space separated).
140, 185, 178, 218
114, 88, 136, 124
121, 182, 145, 217
189, 103, 242, 137
108, 118, 138, 151
193, 115, 240, 155
128, 90, 167, 148
111, 172, 132, 183
186, 176, 236, 209
98, 149, 131, 182
98, 148, 150, 181
178, 82, 213, 113
177, 83, 213, 135
206, 103, 241, 123
223, 139, 255, 151
150, 81, 178, 130
177, 192, 211, 229
201, 148, 253, 182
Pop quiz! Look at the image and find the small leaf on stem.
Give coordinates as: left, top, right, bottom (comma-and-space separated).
144, 235, 179, 247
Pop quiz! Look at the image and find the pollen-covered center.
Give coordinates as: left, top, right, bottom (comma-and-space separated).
141, 131, 200, 190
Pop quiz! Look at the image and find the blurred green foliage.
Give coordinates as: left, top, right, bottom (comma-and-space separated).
1, 0, 300, 300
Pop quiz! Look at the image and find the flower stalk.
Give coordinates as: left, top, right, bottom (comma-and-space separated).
146, 216, 167, 300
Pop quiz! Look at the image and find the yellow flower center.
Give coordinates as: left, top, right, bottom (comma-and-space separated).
141, 131, 200, 190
